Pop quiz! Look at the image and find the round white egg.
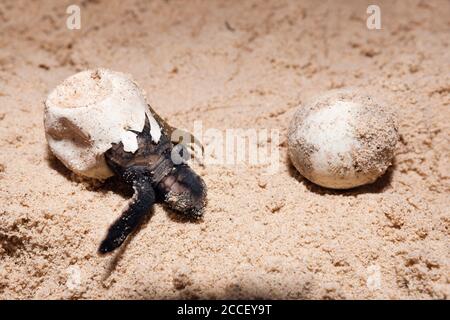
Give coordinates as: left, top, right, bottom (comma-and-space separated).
288, 89, 399, 189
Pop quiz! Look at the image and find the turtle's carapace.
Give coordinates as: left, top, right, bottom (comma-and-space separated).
99, 112, 206, 254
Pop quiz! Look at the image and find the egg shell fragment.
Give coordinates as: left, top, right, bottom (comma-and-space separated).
44, 68, 161, 179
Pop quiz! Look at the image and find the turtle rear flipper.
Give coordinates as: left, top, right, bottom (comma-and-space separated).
98, 167, 155, 254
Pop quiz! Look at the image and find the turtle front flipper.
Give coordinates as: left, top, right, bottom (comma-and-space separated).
98, 167, 155, 254
148, 104, 204, 159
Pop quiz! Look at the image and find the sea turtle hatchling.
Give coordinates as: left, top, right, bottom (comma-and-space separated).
44, 69, 207, 254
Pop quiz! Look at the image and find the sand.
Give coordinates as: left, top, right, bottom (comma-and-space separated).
0, 0, 449, 299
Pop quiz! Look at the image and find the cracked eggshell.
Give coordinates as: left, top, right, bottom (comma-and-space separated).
44, 68, 161, 179
288, 88, 399, 189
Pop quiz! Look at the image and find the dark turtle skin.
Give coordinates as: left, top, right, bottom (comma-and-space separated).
98, 107, 206, 254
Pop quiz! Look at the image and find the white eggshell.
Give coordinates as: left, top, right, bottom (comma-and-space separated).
288, 89, 399, 189
44, 68, 161, 179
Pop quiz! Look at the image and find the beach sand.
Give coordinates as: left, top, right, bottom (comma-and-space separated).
0, 0, 449, 299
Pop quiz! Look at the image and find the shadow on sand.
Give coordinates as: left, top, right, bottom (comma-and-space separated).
287, 157, 395, 196
46, 148, 201, 280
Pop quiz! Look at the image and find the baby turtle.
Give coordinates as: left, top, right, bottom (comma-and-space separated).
99, 106, 207, 254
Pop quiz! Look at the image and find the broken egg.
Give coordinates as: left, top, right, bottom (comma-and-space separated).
44, 68, 161, 179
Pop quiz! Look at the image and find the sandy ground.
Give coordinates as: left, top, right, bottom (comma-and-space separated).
0, 0, 449, 299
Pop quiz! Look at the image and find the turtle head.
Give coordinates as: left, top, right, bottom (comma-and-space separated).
158, 164, 207, 218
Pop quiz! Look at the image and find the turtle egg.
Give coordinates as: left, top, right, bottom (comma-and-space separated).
288, 89, 399, 189
44, 68, 161, 179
